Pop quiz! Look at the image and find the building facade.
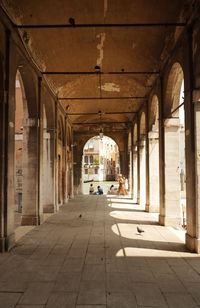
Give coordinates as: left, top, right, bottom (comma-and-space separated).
82, 136, 120, 182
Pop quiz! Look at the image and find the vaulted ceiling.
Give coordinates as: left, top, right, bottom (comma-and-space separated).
1, 0, 194, 133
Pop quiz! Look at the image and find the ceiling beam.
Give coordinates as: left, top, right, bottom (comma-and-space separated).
67, 111, 137, 115
73, 121, 131, 125
59, 96, 146, 100
42, 71, 159, 75
14, 22, 186, 29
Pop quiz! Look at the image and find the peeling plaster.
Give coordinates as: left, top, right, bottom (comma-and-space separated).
101, 83, 120, 92
96, 33, 106, 67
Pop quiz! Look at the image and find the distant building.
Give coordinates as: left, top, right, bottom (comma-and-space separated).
82, 136, 120, 182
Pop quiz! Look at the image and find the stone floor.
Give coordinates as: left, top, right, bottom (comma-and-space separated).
1, 194, 200, 308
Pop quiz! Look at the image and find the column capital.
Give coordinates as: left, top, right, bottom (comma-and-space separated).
148, 131, 159, 139
164, 118, 180, 127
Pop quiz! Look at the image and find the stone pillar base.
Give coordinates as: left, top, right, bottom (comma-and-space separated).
159, 214, 181, 227
0, 233, 15, 252
145, 203, 149, 212
21, 215, 40, 226
43, 204, 55, 213
185, 233, 200, 253
0, 237, 6, 252
159, 214, 165, 225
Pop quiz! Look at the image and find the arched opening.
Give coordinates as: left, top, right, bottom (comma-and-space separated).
14, 71, 25, 228
163, 62, 186, 227
148, 95, 159, 213
66, 125, 73, 199
41, 105, 55, 213
128, 131, 132, 194
133, 123, 138, 203
57, 117, 65, 206
82, 135, 120, 194
139, 112, 146, 207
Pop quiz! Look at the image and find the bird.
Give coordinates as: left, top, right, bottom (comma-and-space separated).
137, 226, 144, 234
79, 214, 82, 218
68, 17, 75, 26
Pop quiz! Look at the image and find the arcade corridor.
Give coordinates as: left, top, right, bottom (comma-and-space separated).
0, 194, 200, 308
1, 3, 200, 307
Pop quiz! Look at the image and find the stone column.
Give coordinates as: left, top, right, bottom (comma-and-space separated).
139, 139, 146, 206
137, 119, 140, 204
42, 131, 55, 213
159, 77, 166, 226
119, 150, 128, 179
0, 30, 15, 250
193, 101, 200, 251
185, 90, 200, 252
21, 118, 40, 225
133, 148, 138, 203
162, 118, 181, 226
148, 131, 159, 212
128, 150, 133, 195
145, 106, 150, 212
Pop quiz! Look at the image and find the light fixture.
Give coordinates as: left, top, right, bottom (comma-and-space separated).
68, 17, 75, 26
98, 110, 103, 139
99, 128, 103, 139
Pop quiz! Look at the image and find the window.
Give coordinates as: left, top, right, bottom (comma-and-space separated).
95, 168, 98, 174
84, 156, 88, 164
90, 155, 93, 164
85, 169, 88, 174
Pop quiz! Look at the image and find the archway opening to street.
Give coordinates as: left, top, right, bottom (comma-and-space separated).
164, 62, 186, 227
82, 135, 120, 194
148, 95, 159, 213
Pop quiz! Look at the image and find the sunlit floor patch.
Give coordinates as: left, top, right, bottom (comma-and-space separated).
115, 247, 187, 257
109, 210, 156, 221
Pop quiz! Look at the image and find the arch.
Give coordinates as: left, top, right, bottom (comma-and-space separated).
139, 112, 146, 138
149, 95, 159, 131
165, 62, 184, 117
133, 123, 138, 146
43, 96, 54, 129
58, 116, 65, 146
81, 134, 120, 155
17, 65, 37, 118
82, 135, 120, 183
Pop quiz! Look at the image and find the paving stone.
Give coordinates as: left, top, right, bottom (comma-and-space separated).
76, 305, 107, 308
46, 292, 77, 308
129, 268, 155, 283
0, 292, 22, 308
16, 306, 44, 308
77, 290, 106, 305
107, 291, 137, 308
19, 282, 54, 305
54, 272, 81, 292
183, 282, 200, 305
82, 264, 105, 281
61, 258, 85, 272
154, 273, 186, 293
164, 292, 198, 307
131, 283, 167, 307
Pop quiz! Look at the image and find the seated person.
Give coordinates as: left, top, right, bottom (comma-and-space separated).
108, 184, 117, 194
89, 184, 94, 194
96, 185, 103, 195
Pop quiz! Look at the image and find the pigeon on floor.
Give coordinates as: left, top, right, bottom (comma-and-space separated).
79, 214, 82, 218
137, 226, 144, 234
